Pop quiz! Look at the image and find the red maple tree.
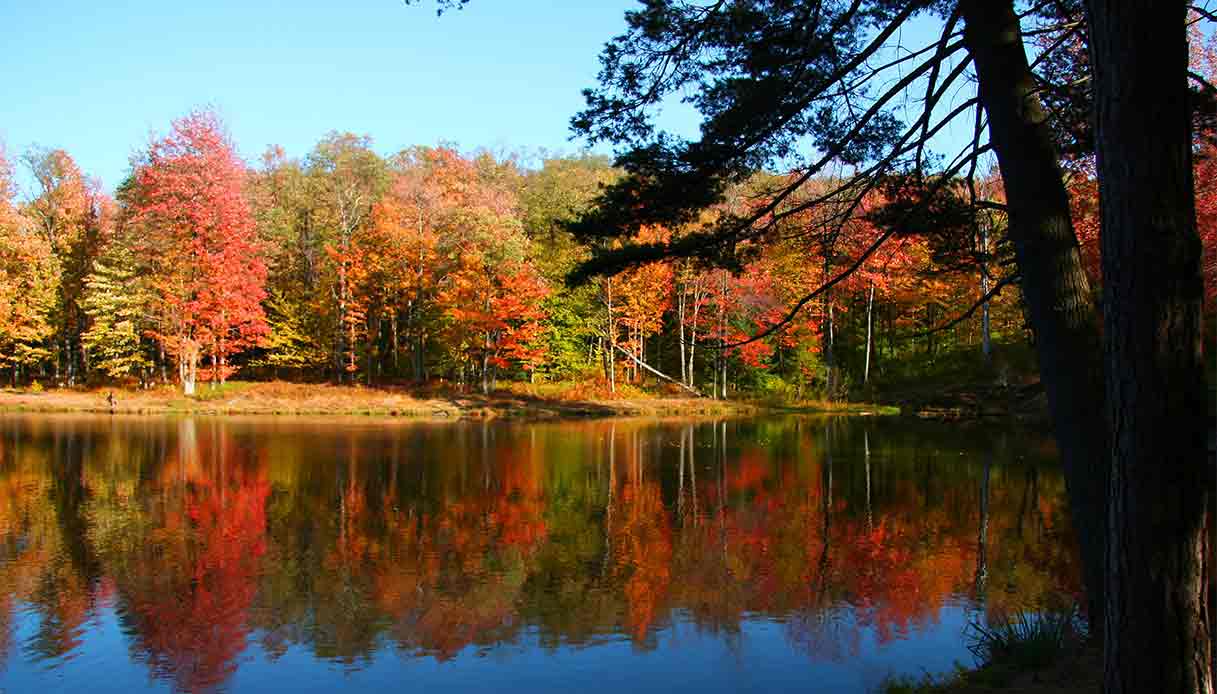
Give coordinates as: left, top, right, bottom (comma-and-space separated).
130, 110, 268, 393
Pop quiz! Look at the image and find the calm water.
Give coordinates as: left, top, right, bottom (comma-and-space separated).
0, 414, 1078, 693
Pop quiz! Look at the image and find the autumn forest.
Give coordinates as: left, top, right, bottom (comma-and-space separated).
2, 102, 1212, 401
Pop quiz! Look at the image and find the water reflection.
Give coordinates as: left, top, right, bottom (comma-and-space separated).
0, 415, 1078, 693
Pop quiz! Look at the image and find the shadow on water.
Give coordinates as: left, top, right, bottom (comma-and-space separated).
0, 414, 1080, 693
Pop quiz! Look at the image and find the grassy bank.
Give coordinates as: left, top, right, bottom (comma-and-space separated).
880, 646, 1100, 694
880, 609, 1098, 694
0, 380, 770, 419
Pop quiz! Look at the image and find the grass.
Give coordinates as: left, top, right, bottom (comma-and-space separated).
760, 398, 901, 415
0, 373, 912, 420
878, 670, 965, 694
964, 609, 1080, 672
874, 607, 1093, 694
0, 379, 765, 419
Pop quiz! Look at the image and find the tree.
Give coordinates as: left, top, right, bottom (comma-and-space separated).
442, 256, 549, 392
362, 146, 451, 382
1086, 1, 1212, 690
0, 144, 58, 383
129, 110, 268, 395
613, 226, 673, 384
305, 133, 387, 382
80, 236, 153, 383
517, 155, 619, 379
250, 146, 332, 375
20, 148, 106, 384
558, 0, 1211, 668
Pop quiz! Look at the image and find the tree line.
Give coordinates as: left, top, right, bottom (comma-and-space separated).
0, 113, 1062, 399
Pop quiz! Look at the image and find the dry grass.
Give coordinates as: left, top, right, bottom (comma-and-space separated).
0, 380, 759, 420
0, 381, 457, 417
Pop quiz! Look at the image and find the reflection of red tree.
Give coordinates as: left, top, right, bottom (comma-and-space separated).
494, 452, 548, 550
127, 459, 269, 693
835, 514, 969, 644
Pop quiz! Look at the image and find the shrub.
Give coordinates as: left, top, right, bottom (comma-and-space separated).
964, 607, 1081, 670
754, 373, 795, 403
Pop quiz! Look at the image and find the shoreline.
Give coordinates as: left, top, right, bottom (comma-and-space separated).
0, 380, 1066, 422
0, 381, 1060, 422
0, 382, 811, 420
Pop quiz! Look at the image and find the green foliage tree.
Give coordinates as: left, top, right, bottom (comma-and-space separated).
80, 239, 152, 382
518, 155, 619, 379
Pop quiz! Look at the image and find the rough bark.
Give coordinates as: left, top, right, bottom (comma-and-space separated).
1086, 1, 1213, 691
960, 0, 1109, 627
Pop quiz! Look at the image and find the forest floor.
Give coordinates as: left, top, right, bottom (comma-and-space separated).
0, 380, 801, 419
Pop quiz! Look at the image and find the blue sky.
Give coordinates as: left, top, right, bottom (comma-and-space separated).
1, 1, 704, 192
2, 1, 986, 196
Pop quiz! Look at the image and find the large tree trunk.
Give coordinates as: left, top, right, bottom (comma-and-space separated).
612, 342, 700, 396
960, 0, 1109, 628
218, 332, 227, 386
338, 260, 349, 384
1086, 1, 1213, 691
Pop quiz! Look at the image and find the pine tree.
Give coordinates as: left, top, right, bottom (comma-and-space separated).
81, 240, 151, 382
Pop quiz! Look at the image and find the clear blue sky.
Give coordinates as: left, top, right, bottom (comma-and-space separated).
1, 0, 699, 192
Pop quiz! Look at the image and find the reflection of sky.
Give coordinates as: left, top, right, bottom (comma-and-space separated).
2, 601, 980, 693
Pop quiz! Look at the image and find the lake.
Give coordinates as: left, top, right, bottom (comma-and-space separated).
0, 414, 1079, 693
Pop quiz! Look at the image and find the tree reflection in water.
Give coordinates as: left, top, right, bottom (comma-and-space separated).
0, 415, 1079, 692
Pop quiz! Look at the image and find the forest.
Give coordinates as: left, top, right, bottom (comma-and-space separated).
0, 100, 1211, 401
